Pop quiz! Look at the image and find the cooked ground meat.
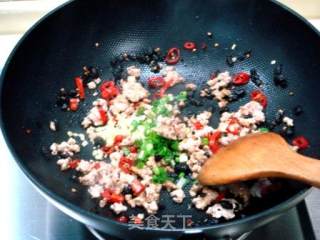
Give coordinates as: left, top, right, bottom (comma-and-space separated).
207, 72, 232, 108
122, 76, 148, 102
51, 65, 279, 220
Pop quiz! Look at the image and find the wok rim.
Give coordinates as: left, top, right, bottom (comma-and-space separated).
0, 0, 317, 233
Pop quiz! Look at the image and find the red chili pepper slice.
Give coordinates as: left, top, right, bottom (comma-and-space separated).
292, 136, 309, 150
183, 41, 196, 50
101, 188, 125, 203
131, 179, 145, 196
147, 76, 165, 88
98, 109, 108, 125
250, 90, 267, 108
116, 215, 129, 223
119, 156, 133, 173
154, 79, 174, 98
226, 117, 241, 135
208, 131, 222, 153
100, 81, 119, 100
209, 143, 220, 153
194, 121, 204, 130
154, 88, 166, 99
100, 81, 115, 92
102, 146, 114, 154
165, 48, 180, 65
101, 188, 112, 200
110, 193, 125, 203
215, 192, 225, 202
68, 159, 80, 169
110, 86, 119, 97
114, 135, 124, 145
129, 146, 138, 153
209, 131, 221, 142
74, 77, 85, 99
232, 72, 250, 85
101, 89, 112, 100
101, 87, 119, 100
101, 136, 124, 154
69, 98, 80, 111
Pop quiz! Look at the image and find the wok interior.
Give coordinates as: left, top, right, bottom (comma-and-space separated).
1, 0, 320, 228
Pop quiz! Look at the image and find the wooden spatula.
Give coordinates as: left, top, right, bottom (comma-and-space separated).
198, 132, 320, 187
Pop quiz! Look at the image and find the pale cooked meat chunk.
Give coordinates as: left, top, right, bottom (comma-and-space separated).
122, 76, 148, 102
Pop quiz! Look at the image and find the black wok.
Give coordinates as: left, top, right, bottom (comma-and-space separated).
1, 0, 320, 239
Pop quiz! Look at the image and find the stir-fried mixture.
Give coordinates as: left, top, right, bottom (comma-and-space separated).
48, 45, 309, 224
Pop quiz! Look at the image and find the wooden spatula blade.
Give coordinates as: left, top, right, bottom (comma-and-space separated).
198, 133, 320, 187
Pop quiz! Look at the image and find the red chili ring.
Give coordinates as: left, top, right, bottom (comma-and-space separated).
292, 136, 309, 150
99, 81, 115, 92
147, 76, 165, 88
250, 90, 268, 108
232, 72, 250, 85
165, 48, 181, 65
183, 41, 196, 50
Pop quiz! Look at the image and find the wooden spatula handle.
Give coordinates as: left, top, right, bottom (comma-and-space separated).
280, 155, 320, 188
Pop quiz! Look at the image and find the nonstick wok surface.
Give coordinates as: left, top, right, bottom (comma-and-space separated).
1, 0, 320, 232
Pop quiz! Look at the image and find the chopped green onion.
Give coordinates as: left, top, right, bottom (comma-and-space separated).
136, 161, 145, 169
158, 146, 170, 157
131, 95, 186, 168
176, 176, 189, 188
153, 167, 161, 175
178, 172, 185, 178
171, 141, 179, 151
146, 143, 154, 151
151, 96, 173, 117
134, 139, 142, 147
158, 107, 171, 116
201, 137, 209, 145
161, 95, 171, 103
122, 147, 130, 156
259, 127, 269, 133
146, 119, 153, 124
152, 167, 168, 184
192, 179, 199, 184
134, 131, 181, 167
163, 155, 174, 163
176, 91, 187, 101
167, 95, 174, 101
137, 150, 146, 161
131, 119, 141, 131
136, 106, 145, 116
